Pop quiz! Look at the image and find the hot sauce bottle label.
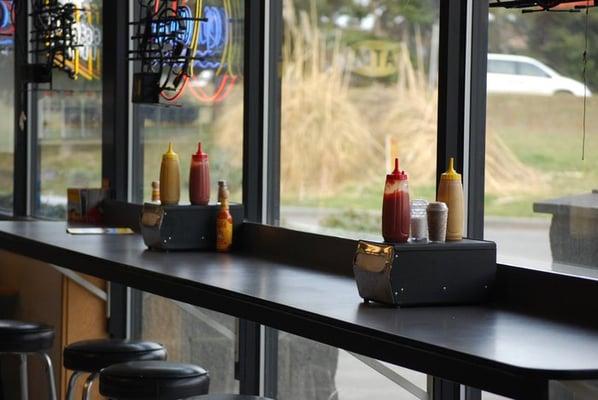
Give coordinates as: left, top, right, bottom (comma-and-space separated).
216, 216, 233, 252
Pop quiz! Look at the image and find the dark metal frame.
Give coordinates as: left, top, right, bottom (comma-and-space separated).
2, 0, 559, 397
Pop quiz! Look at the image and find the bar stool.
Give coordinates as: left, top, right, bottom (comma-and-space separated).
63, 339, 167, 400
0, 319, 57, 400
196, 396, 275, 400
99, 360, 210, 399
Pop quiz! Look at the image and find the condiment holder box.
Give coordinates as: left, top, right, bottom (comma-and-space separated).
353, 239, 496, 306
140, 203, 243, 251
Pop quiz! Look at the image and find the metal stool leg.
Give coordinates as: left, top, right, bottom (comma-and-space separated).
19, 354, 28, 400
82, 373, 98, 400
66, 371, 83, 400
39, 353, 57, 400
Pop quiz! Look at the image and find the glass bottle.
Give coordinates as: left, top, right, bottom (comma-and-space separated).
382, 158, 410, 243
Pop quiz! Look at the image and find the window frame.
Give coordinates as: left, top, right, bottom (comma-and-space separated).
3, 0, 596, 398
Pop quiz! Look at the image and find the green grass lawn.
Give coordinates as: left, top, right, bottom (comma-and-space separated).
2, 92, 594, 225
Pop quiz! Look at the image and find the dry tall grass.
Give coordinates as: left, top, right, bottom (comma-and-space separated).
215, 0, 543, 201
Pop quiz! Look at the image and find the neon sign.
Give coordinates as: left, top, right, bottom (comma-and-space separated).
0, 0, 14, 47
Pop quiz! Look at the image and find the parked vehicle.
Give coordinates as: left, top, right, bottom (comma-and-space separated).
487, 53, 591, 97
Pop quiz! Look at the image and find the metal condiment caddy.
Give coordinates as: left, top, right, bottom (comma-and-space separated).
353, 239, 496, 306
140, 203, 243, 251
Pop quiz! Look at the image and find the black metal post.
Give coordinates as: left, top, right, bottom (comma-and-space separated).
436, 0, 468, 185
431, 378, 461, 400
238, 319, 261, 395
103, 0, 131, 339
466, 0, 489, 240
13, 0, 29, 217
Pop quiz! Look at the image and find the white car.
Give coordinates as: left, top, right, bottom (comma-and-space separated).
487, 53, 591, 97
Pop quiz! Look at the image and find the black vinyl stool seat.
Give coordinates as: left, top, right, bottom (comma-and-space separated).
64, 339, 167, 400
197, 396, 275, 400
100, 360, 210, 399
64, 339, 166, 372
0, 319, 54, 352
0, 320, 57, 400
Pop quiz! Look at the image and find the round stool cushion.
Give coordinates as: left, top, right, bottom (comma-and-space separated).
197, 396, 275, 400
64, 339, 167, 373
0, 320, 54, 352
100, 361, 210, 399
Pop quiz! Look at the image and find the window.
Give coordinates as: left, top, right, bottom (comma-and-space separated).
485, 8, 597, 276
31, 0, 103, 218
134, 293, 239, 394
278, 0, 440, 240
132, 0, 245, 205
517, 62, 549, 78
488, 60, 517, 74
0, 0, 14, 212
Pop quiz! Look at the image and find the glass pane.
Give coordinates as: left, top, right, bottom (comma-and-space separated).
488, 59, 516, 74
32, 0, 103, 218
279, 0, 440, 239
132, 0, 245, 205
485, 6, 598, 275
0, 0, 14, 212
276, 331, 427, 400
135, 293, 239, 394
517, 62, 548, 78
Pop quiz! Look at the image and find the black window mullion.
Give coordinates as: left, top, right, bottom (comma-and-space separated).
102, 0, 130, 202
242, 0, 266, 222
436, 0, 468, 186
13, 0, 29, 217
103, 0, 130, 339
467, 0, 489, 240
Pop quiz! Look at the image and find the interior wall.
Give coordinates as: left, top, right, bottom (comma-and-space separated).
0, 250, 107, 399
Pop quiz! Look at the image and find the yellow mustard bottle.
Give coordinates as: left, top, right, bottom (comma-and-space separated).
159, 143, 180, 205
437, 157, 464, 241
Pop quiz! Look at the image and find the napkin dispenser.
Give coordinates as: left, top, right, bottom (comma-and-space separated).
352, 239, 496, 306
140, 203, 243, 251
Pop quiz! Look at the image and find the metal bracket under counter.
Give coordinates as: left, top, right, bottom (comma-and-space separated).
50, 265, 107, 303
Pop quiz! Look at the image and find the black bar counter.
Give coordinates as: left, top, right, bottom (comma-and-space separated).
1, 221, 598, 399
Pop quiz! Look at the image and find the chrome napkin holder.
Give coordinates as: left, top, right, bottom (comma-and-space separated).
352, 239, 497, 307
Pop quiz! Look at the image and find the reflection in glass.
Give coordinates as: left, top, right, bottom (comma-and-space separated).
485, 7, 598, 277
133, 0, 245, 205
279, 0, 440, 240
137, 293, 239, 394
33, 0, 103, 218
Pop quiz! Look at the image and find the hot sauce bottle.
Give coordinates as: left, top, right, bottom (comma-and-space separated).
216, 181, 233, 252
382, 158, 410, 243
189, 142, 210, 205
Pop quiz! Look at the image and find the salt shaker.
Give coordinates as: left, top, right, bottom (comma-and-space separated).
410, 199, 428, 243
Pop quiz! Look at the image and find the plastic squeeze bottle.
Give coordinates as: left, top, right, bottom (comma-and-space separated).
437, 157, 464, 241
216, 183, 233, 252
159, 143, 181, 205
382, 158, 410, 243
189, 142, 210, 205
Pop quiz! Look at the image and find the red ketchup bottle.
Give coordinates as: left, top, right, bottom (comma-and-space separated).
189, 142, 210, 206
382, 158, 410, 243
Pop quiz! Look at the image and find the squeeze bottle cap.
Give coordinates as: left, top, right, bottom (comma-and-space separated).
387, 158, 408, 181
441, 157, 461, 181
163, 142, 179, 160
192, 142, 209, 161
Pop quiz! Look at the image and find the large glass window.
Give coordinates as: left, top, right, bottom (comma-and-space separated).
278, 0, 440, 239
135, 293, 239, 394
0, 0, 14, 212
132, 0, 244, 205
485, 5, 598, 276
32, 0, 103, 218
